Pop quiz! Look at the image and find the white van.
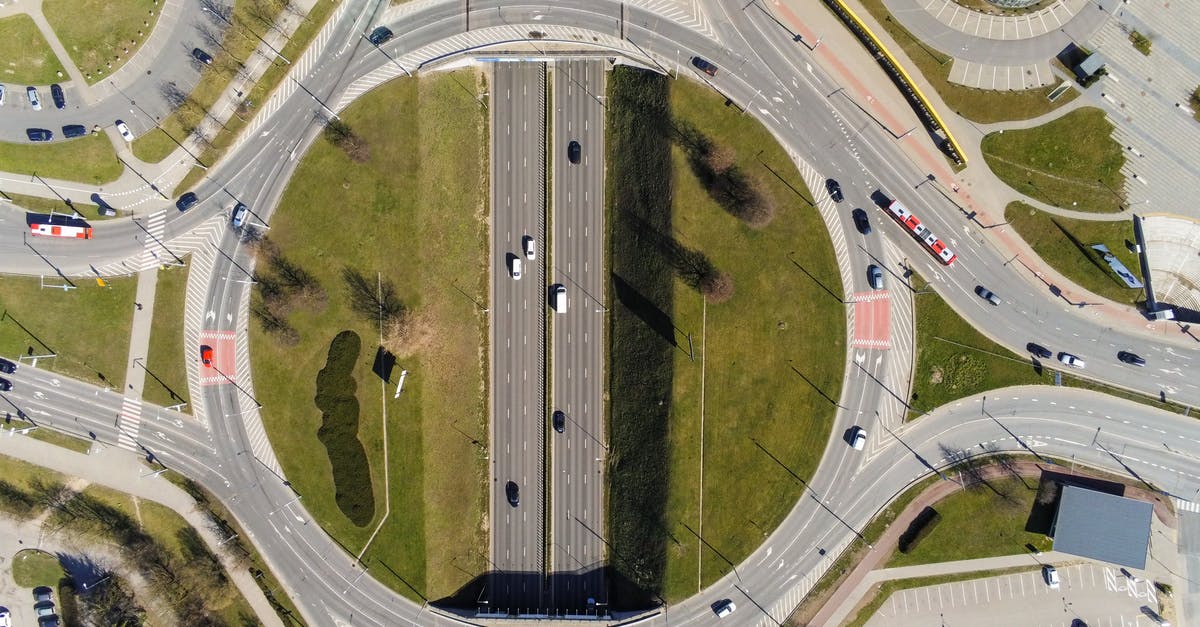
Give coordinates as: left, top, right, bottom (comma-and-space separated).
511, 257, 522, 280
553, 285, 567, 313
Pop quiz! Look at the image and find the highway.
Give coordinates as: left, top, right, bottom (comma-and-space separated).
489, 61, 549, 613
1, 0, 1199, 625
548, 59, 608, 613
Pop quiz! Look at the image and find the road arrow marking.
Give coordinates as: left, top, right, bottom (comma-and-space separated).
206, 310, 215, 322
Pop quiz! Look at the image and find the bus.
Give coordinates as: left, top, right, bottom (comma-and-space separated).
886, 200, 956, 265
27, 213, 93, 239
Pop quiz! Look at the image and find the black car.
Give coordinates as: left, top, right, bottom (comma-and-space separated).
26, 128, 53, 142
974, 285, 1001, 306
552, 410, 565, 433
191, 48, 214, 65
176, 192, 199, 212
50, 83, 65, 109
62, 124, 87, 139
1027, 342, 1052, 359
0, 358, 15, 374
691, 57, 718, 76
33, 586, 53, 603
368, 26, 394, 45
825, 179, 844, 202
0, 378, 11, 392
851, 208, 871, 235
568, 140, 581, 165
505, 481, 519, 507
1117, 351, 1146, 367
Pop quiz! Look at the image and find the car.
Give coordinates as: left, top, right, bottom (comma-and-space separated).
849, 426, 867, 451
1057, 352, 1086, 369
200, 345, 214, 368
191, 48, 213, 65
50, 84, 65, 109
523, 235, 536, 260
511, 256, 522, 280
1026, 343, 1052, 359
1043, 565, 1060, 589
692, 56, 718, 76
505, 481, 519, 507
34, 602, 55, 617
62, 124, 87, 139
974, 285, 1001, 306
867, 264, 883, 290
176, 192, 199, 212
231, 202, 249, 228
568, 140, 581, 165
26, 128, 53, 142
1118, 351, 1146, 367
115, 120, 134, 142
851, 208, 871, 235
0, 608, 11, 627
27, 86, 41, 110
825, 178, 844, 202
33, 587, 53, 604
711, 599, 737, 618
0, 358, 15, 374
0, 84, 6, 106
36, 617, 59, 627
552, 410, 565, 433
0, 378, 11, 392
368, 26, 394, 45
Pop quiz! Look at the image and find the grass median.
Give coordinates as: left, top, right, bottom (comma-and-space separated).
982, 107, 1125, 213
142, 263, 191, 411
0, 14, 68, 85
2, 191, 107, 221
0, 133, 123, 185
249, 69, 489, 602
43, 0, 161, 83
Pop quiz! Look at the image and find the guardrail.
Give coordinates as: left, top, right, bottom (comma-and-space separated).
821, 0, 968, 166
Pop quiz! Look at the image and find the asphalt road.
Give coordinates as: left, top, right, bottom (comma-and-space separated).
489, 60, 549, 613
548, 59, 608, 613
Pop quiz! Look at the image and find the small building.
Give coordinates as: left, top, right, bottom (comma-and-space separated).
1074, 53, 1109, 82
1051, 485, 1152, 569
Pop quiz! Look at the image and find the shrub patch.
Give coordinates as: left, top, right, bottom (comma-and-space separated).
314, 330, 375, 526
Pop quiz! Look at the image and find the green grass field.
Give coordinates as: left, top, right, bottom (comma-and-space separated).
1004, 202, 1143, 304
982, 107, 1126, 213
656, 77, 842, 600
12, 549, 67, 588
0, 14, 68, 84
0, 275, 135, 389
142, 263, 190, 410
0, 133, 123, 184
2, 191, 108, 221
249, 69, 489, 602
853, 0, 1078, 123
43, 0, 161, 83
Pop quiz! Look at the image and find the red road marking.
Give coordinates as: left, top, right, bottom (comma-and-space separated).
852, 291, 891, 349
198, 330, 237, 386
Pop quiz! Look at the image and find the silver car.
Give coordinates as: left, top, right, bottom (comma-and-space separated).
27, 86, 41, 110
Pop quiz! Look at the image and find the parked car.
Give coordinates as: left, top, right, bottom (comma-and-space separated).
1117, 351, 1146, 367
62, 124, 87, 139
37, 617, 59, 627
0, 608, 11, 627
825, 178, 844, 202
115, 120, 134, 142
849, 426, 867, 451
711, 599, 737, 618
552, 410, 565, 434
0, 84, 6, 106
1057, 352, 1086, 369
368, 26, 394, 45
867, 264, 883, 290
26, 128, 53, 142
176, 191, 199, 212
27, 86, 41, 110
568, 140, 581, 165
974, 285, 1001, 306
1043, 565, 1060, 589
851, 208, 871, 235
505, 481, 519, 507
0, 358, 16, 374
523, 235, 536, 260
1026, 343, 1052, 359
50, 84, 65, 109
34, 602, 55, 617
691, 57, 718, 76
0, 378, 11, 392
191, 48, 213, 65
231, 202, 249, 228
32, 587, 53, 604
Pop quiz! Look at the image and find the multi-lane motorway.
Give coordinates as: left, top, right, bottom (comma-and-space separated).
3, 0, 1200, 625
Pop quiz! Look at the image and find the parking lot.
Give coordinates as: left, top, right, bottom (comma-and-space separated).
867, 562, 1165, 627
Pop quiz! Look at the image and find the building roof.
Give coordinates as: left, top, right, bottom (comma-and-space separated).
1077, 53, 1108, 77
1053, 485, 1152, 569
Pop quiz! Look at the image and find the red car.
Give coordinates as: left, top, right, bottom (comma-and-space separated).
200, 345, 214, 368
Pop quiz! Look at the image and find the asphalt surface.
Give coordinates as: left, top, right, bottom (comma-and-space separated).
548, 59, 608, 613
489, 61, 549, 613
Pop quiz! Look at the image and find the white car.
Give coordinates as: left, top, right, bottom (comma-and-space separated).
523, 235, 536, 260
0, 609, 11, 627
850, 426, 867, 451
712, 599, 736, 618
511, 257, 522, 280
115, 120, 134, 142
1057, 352, 1086, 369
27, 86, 41, 110
1043, 565, 1060, 589
231, 203, 249, 228
0, 84, 6, 106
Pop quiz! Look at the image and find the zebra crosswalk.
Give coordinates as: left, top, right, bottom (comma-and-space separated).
1174, 498, 1200, 514
116, 397, 142, 452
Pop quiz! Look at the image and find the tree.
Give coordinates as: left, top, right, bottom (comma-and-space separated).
699, 270, 734, 303
324, 119, 370, 163
342, 267, 405, 325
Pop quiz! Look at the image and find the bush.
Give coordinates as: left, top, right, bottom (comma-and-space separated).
898, 506, 942, 553
313, 330, 376, 526
1129, 30, 1152, 56
323, 118, 370, 162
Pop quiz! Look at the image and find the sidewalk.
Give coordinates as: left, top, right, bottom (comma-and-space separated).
770, 0, 1191, 348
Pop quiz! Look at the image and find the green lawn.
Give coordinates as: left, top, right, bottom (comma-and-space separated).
12, 550, 67, 588
982, 107, 1126, 213
2, 191, 110, 221
0, 15, 67, 84
0, 275, 135, 389
250, 69, 489, 602
142, 263, 191, 410
842, 566, 1039, 627
658, 78, 842, 600
1005, 202, 1143, 304
43, 0, 161, 83
852, 0, 1078, 123
0, 133, 123, 184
